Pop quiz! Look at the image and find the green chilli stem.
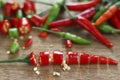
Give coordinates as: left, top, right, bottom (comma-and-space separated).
0, 55, 30, 63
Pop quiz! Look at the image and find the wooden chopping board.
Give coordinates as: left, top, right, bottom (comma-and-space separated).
0, 0, 120, 80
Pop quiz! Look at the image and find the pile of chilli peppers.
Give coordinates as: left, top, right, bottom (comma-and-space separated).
0, 0, 119, 68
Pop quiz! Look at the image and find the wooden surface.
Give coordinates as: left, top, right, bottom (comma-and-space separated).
0, 0, 120, 80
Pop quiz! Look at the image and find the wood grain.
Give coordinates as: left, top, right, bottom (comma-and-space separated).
0, 0, 120, 80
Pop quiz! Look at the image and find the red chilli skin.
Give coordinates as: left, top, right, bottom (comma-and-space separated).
53, 51, 63, 65
99, 56, 107, 64
29, 15, 45, 27
80, 53, 89, 64
66, 0, 100, 11
29, 52, 37, 66
23, 0, 36, 15
38, 32, 48, 38
39, 52, 49, 66
65, 40, 73, 48
11, 18, 19, 27
76, 16, 113, 48
4, 2, 12, 17
48, 7, 96, 28
0, 20, 11, 34
110, 14, 120, 29
67, 51, 78, 64
24, 37, 33, 48
89, 54, 99, 64
108, 58, 118, 65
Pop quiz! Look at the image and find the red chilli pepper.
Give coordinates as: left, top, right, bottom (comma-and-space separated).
110, 13, 120, 29
76, 16, 113, 48
29, 52, 37, 65
11, 1, 20, 14
53, 51, 63, 65
66, 0, 100, 11
17, 18, 32, 35
48, 7, 96, 28
0, 51, 37, 66
38, 32, 48, 38
65, 39, 73, 48
23, 36, 33, 49
0, 20, 11, 34
67, 51, 78, 64
4, 2, 12, 17
23, 0, 36, 15
80, 53, 89, 64
39, 52, 49, 66
29, 15, 45, 27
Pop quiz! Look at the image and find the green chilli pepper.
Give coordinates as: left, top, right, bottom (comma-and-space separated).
42, 0, 64, 30
9, 28, 19, 38
0, 14, 4, 21
16, 9, 23, 19
98, 24, 120, 34
0, 0, 6, 7
33, 27, 91, 44
92, 2, 112, 22
10, 41, 20, 54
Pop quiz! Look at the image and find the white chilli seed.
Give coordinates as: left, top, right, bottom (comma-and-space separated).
33, 67, 38, 71
35, 71, 40, 75
28, 35, 32, 39
19, 36, 24, 40
53, 72, 60, 76
6, 51, 10, 54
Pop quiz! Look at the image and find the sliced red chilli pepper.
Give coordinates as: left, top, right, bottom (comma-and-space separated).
89, 54, 99, 64
0, 20, 11, 34
53, 51, 63, 65
29, 52, 37, 65
23, 0, 36, 15
65, 39, 73, 48
38, 32, 48, 38
110, 13, 120, 29
67, 51, 78, 64
17, 18, 32, 35
29, 15, 45, 27
66, 0, 100, 11
80, 53, 89, 64
76, 16, 113, 48
99, 56, 107, 64
108, 58, 118, 65
4, 2, 12, 17
11, 1, 20, 14
50, 27, 62, 32
11, 18, 19, 27
48, 7, 96, 28
23, 36, 33, 49
39, 51, 49, 66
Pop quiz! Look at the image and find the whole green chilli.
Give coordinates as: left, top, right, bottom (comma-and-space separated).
98, 24, 120, 34
42, 0, 64, 29
33, 27, 91, 44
